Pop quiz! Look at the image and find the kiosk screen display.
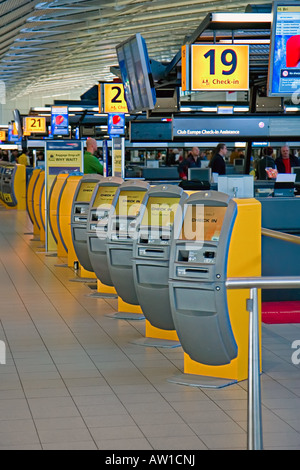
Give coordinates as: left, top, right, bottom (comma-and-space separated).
115, 190, 146, 216
268, 1, 300, 96
76, 182, 98, 202
93, 186, 119, 209
180, 205, 227, 242
141, 196, 180, 227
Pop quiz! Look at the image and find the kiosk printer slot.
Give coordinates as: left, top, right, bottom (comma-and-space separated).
106, 180, 150, 305
133, 185, 188, 330
71, 174, 104, 272
169, 190, 261, 383
87, 177, 123, 286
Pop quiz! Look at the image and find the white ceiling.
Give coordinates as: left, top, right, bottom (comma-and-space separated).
0, 0, 271, 102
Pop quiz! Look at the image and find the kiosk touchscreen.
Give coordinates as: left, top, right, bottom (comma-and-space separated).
169, 190, 261, 386
71, 174, 104, 272
106, 180, 150, 305
133, 185, 188, 331
87, 177, 123, 287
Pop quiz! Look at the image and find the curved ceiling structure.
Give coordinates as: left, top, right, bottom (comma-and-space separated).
0, 0, 271, 102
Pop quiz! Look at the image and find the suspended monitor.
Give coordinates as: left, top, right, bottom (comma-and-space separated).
292, 166, 300, 182
116, 33, 156, 113
13, 109, 23, 138
268, 1, 300, 96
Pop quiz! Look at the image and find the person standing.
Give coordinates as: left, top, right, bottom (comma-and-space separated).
275, 145, 299, 173
84, 137, 103, 174
209, 143, 227, 175
178, 147, 201, 179
17, 148, 29, 166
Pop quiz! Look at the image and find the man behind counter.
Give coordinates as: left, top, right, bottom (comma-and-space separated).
84, 138, 103, 175
275, 145, 299, 174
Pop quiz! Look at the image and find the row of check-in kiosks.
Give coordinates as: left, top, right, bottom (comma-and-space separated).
27, 169, 261, 387
0, 163, 26, 210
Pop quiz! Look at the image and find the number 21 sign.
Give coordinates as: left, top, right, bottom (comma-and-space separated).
190, 44, 249, 91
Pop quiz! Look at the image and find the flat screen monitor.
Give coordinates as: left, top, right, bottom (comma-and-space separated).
268, 1, 300, 96
234, 158, 245, 166
115, 190, 146, 216
116, 33, 156, 113
218, 175, 254, 198
141, 196, 180, 228
292, 166, 300, 182
188, 167, 211, 182
180, 205, 227, 242
13, 109, 23, 138
76, 182, 98, 202
93, 186, 119, 209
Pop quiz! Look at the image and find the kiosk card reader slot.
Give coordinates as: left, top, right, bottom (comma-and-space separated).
169, 191, 238, 366
133, 185, 188, 330
86, 177, 123, 286
106, 180, 150, 305
71, 174, 104, 272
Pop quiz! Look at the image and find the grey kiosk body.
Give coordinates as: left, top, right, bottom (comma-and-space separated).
169, 190, 238, 366
71, 174, 104, 272
86, 177, 123, 286
133, 185, 188, 330
106, 180, 150, 305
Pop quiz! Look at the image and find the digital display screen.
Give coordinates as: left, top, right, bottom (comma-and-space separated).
180, 205, 227, 242
116, 33, 156, 113
141, 196, 180, 228
115, 190, 146, 217
268, 2, 300, 96
93, 186, 119, 209
76, 182, 97, 202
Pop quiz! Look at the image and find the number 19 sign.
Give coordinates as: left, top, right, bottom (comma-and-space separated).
190, 44, 249, 91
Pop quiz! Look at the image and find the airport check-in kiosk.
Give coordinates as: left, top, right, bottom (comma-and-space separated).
87, 177, 123, 286
133, 185, 188, 335
32, 170, 45, 240
26, 168, 42, 235
169, 190, 261, 386
71, 174, 104, 272
57, 172, 83, 266
106, 180, 150, 305
0, 164, 26, 210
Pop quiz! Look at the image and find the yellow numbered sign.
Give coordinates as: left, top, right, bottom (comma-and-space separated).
25, 116, 46, 133
104, 83, 128, 113
191, 44, 249, 91
0, 130, 6, 141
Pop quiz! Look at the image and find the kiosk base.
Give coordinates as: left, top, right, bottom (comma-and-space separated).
88, 280, 118, 299
131, 320, 180, 348
131, 337, 180, 348
167, 373, 238, 389
106, 298, 145, 320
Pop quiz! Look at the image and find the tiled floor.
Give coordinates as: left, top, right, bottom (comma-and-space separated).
0, 206, 300, 450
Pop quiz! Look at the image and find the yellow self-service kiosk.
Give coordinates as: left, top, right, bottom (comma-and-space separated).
168, 191, 261, 387
32, 170, 45, 241
48, 173, 70, 257
57, 173, 83, 267
0, 163, 26, 211
26, 168, 42, 237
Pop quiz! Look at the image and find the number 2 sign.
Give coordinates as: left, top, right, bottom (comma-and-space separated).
102, 83, 128, 113
191, 44, 249, 91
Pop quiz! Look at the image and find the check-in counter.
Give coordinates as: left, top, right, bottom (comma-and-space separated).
71, 174, 104, 272
87, 177, 123, 286
259, 196, 300, 301
168, 191, 261, 385
0, 163, 26, 210
133, 185, 188, 330
106, 180, 150, 305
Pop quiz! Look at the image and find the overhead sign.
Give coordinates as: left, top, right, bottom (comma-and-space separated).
0, 131, 6, 141
51, 106, 69, 136
108, 113, 125, 136
25, 116, 46, 134
268, 1, 300, 96
172, 116, 269, 140
183, 44, 249, 91
99, 83, 128, 113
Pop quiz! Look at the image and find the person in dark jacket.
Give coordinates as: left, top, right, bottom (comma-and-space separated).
178, 147, 201, 179
257, 146, 275, 180
209, 143, 227, 175
275, 145, 299, 173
